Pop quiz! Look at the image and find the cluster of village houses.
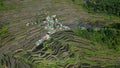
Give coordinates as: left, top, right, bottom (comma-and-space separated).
35, 15, 70, 46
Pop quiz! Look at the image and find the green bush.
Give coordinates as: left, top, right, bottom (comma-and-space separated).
0, 0, 16, 11
84, 0, 120, 17
0, 0, 3, 6
0, 26, 8, 37
73, 27, 120, 50
0, 26, 8, 47
107, 23, 120, 30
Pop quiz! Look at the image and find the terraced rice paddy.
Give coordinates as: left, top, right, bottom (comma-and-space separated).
1, 30, 120, 68
0, 0, 120, 68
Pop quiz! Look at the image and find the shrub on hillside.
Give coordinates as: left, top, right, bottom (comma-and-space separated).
84, 0, 120, 17
107, 23, 120, 30
0, 0, 3, 6
0, 26, 8, 40
73, 26, 120, 50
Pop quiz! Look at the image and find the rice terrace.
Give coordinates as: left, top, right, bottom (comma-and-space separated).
0, 0, 120, 68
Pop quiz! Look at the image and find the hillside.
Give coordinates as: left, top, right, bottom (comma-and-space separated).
0, 0, 120, 68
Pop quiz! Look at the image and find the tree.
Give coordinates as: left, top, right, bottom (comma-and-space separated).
0, 0, 3, 6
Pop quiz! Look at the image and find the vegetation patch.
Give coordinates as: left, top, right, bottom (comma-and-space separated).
72, 23, 120, 50
0, 26, 8, 47
83, 0, 120, 17
0, 0, 21, 11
